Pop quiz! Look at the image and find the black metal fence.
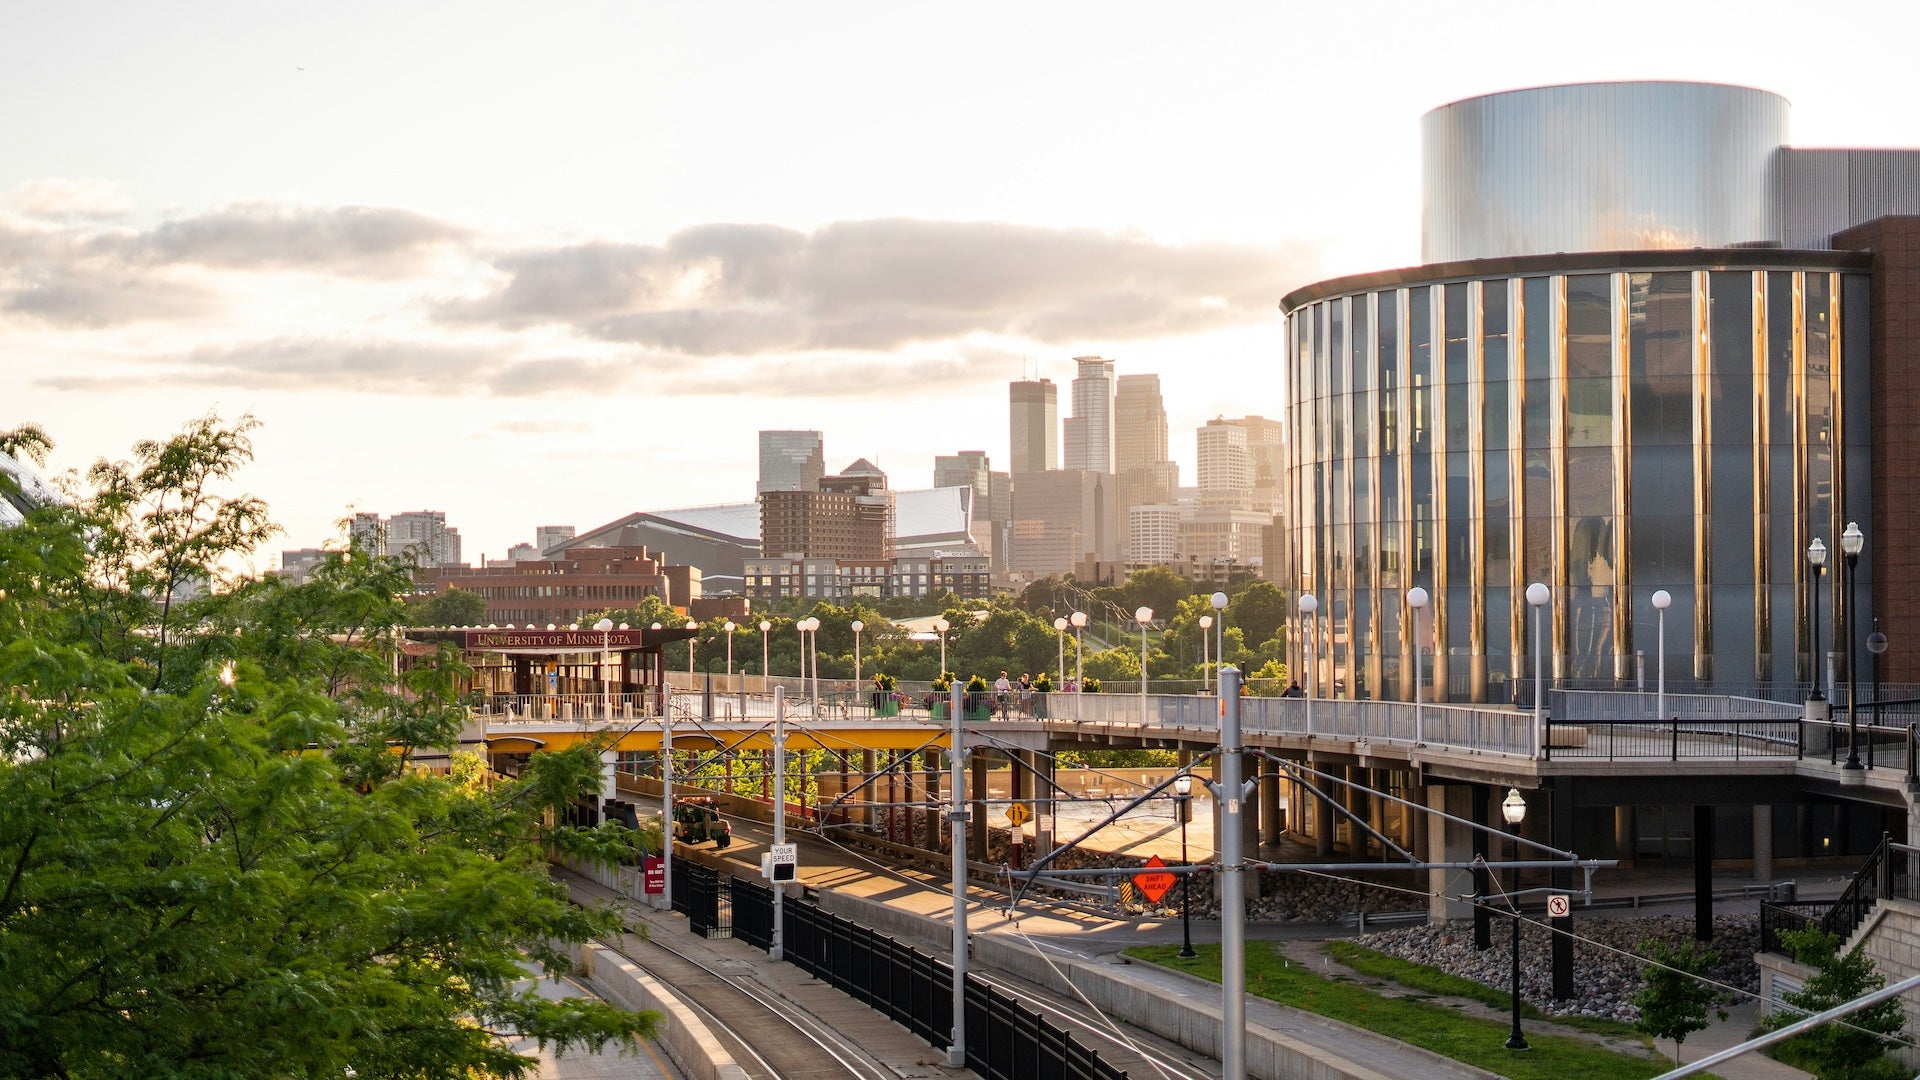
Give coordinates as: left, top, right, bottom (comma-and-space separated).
672, 861, 730, 939
688, 865, 1126, 1078
1759, 836, 1920, 954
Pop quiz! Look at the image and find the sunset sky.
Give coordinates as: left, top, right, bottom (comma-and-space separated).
9, 1, 1920, 567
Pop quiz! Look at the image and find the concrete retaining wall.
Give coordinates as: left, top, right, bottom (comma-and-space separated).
572, 943, 750, 1080
1843, 897, 1920, 1070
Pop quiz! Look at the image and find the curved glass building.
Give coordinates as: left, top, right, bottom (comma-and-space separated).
1283, 82, 1920, 702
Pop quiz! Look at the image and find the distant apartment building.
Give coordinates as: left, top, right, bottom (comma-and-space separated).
1179, 505, 1269, 573
1007, 469, 1120, 576
413, 545, 698, 626
759, 458, 894, 562
534, 525, 575, 554
1235, 415, 1286, 517
501, 543, 538, 564
1062, 356, 1115, 473
1113, 372, 1178, 557
1008, 379, 1058, 475
932, 451, 992, 519
277, 547, 327, 585
351, 510, 464, 567
743, 553, 988, 602
1127, 505, 1182, 567
757, 430, 826, 494
1197, 420, 1252, 505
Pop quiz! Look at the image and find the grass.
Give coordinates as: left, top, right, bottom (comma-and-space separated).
1128, 942, 1707, 1080
1325, 940, 1644, 1038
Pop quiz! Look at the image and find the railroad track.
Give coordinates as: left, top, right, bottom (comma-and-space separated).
596, 925, 892, 1080
967, 966, 1219, 1080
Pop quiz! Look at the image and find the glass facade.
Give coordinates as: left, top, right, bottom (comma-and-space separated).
1284, 257, 1870, 702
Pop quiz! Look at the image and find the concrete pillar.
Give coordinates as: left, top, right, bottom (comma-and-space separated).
1404, 779, 1424, 853
1261, 758, 1283, 847
1753, 804, 1774, 884
1369, 768, 1388, 854
1614, 805, 1636, 869
1428, 784, 1476, 924
923, 752, 941, 851
860, 750, 875, 827
1313, 769, 1337, 859
970, 753, 989, 862
1031, 751, 1055, 857
1348, 766, 1371, 860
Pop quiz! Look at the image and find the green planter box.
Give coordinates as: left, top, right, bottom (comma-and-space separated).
875, 700, 900, 718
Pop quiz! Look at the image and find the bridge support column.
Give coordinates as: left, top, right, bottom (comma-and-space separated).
1313, 768, 1336, 859
1368, 768, 1388, 855
1753, 805, 1773, 885
1348, 766, 1371, 860
923, 753, 941, 852
1428, 784, 1476, 925
1615, 806, 1636, 869
1694, 804, 1715, 942
1472, 784, 1491, 950
861, 750, 876, 827
1404, 777, 1424, 853
1551, 778, 1575, 999
1029, 751, 1055, 858
970, 753, 989, 862
1260, 759, 1282, 847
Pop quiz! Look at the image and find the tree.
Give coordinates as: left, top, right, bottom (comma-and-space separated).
0, 418, 654, 1079
1766, 926, 1907, 1078
407, 583, 488, 626
1632, 939, 1726, 1064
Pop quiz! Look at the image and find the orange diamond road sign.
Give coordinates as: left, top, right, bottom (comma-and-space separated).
1134, 854, 1176, 905
1004, 802, 1032, 827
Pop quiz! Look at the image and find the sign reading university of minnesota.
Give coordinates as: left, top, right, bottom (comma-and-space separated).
463, 629, 656, 650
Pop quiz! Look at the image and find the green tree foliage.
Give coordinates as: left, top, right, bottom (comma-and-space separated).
1631, 939, 1726, 1064
0, 418, 654, 1079
406, 583, 489, 626
1766, 926, 1907, 1079
1082, 645, 1142, 684
1091, 565, 1192, 626
1225, 580, 1290, 650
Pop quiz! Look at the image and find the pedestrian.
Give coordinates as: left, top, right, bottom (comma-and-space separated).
1018, 672, 1033, 715
994, 670, 1013, 718
1283, 681, 1304, 698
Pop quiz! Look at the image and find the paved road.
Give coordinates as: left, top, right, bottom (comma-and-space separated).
508, 966, 681, 1080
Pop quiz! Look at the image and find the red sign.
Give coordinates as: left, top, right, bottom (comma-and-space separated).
642, 855, 665, 894
1134, 854, 1176, 905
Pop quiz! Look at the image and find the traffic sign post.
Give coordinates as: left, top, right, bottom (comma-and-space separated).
1134, 854, 1176, 906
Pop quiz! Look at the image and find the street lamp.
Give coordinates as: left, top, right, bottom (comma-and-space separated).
1501, 788, 1528, 1051
723, 621, 736, 678
1651, 590, 1671, 723
1526, 583, 1550, 752
758, 619, 772, 678
1809, 537, 1829, 716
1210, 591, 1229, 693
1842, 521, 1865, 770
1135, 606, 1154, 727
932, 616, 950, 675
1070, 611, 1088, 690
1175, 773, 1195, 959
851, 619, 865, 685
798, 617, 819, 703
1199, 615, 1213, 692
1053, 617, 1069, 686
1407, 587, 1429, 742
594, 617, 615, 720
1297, 593, 1319, 695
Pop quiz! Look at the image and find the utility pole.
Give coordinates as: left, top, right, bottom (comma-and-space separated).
947, 679, 967, 1068
1218, 664, 1247, 1079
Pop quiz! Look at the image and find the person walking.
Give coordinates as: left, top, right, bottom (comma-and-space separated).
994, 671, 1013, 719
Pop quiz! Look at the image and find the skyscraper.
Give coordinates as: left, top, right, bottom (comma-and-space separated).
933, 451, 992, 521
1062, 356, 1115, 473
1197, 419, 1251, 503
1008, 380, 1058, 475
757, 430, 826, 494
1113, 374, 1168, 472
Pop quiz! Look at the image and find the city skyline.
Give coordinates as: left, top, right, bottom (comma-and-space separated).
9, 3, 1920, 563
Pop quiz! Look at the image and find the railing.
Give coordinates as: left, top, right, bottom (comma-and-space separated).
474, 692, 649, 722
1543, 717, 1803, 761
1552, 689, 1804, 722
1759, 837, 1919, 954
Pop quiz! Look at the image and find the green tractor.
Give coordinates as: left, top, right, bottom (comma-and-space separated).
673, 797, 732, 847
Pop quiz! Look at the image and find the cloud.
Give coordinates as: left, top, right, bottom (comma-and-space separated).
122, 204, 469, 275
439, 218, 1320, 354
2, 262, 221, 326
4, 178, 135, 221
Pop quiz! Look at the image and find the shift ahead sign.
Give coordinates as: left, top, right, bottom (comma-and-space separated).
1547, 893, 1571, 918
1004, 802, 1032, 827
1134, 854, 1176, 905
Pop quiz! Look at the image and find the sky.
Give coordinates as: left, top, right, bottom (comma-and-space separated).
9, 0, 1920, 569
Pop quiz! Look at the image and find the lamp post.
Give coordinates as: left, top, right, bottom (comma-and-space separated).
851, 619, 864, 686
758, 619, 771, 679
1070, 611, 1087, 690
798, 617, 819, 704
1298, 592, 1318, 735
1199, 615, 1213, 692
1407, 587, 1429, 743
1502, 788, 1528, 1051
1135, 606, 1154, 727
1651, 590, 1671, 723
1842, 521, 1865, 770
686, 620, 699, 677
1053, 617, 1069, 686
1526, 583, 1550, 754
1210, 591, 1229, 692
723, 621, 736, 678
1175, 773, 1195, 959
1809, 537, 1829, 716
595, 617, 614, 720
933, 616, 950, 675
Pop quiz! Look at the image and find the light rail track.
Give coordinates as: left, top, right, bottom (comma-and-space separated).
967, 966, 1218, 1080
596, 924, 891, 1080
